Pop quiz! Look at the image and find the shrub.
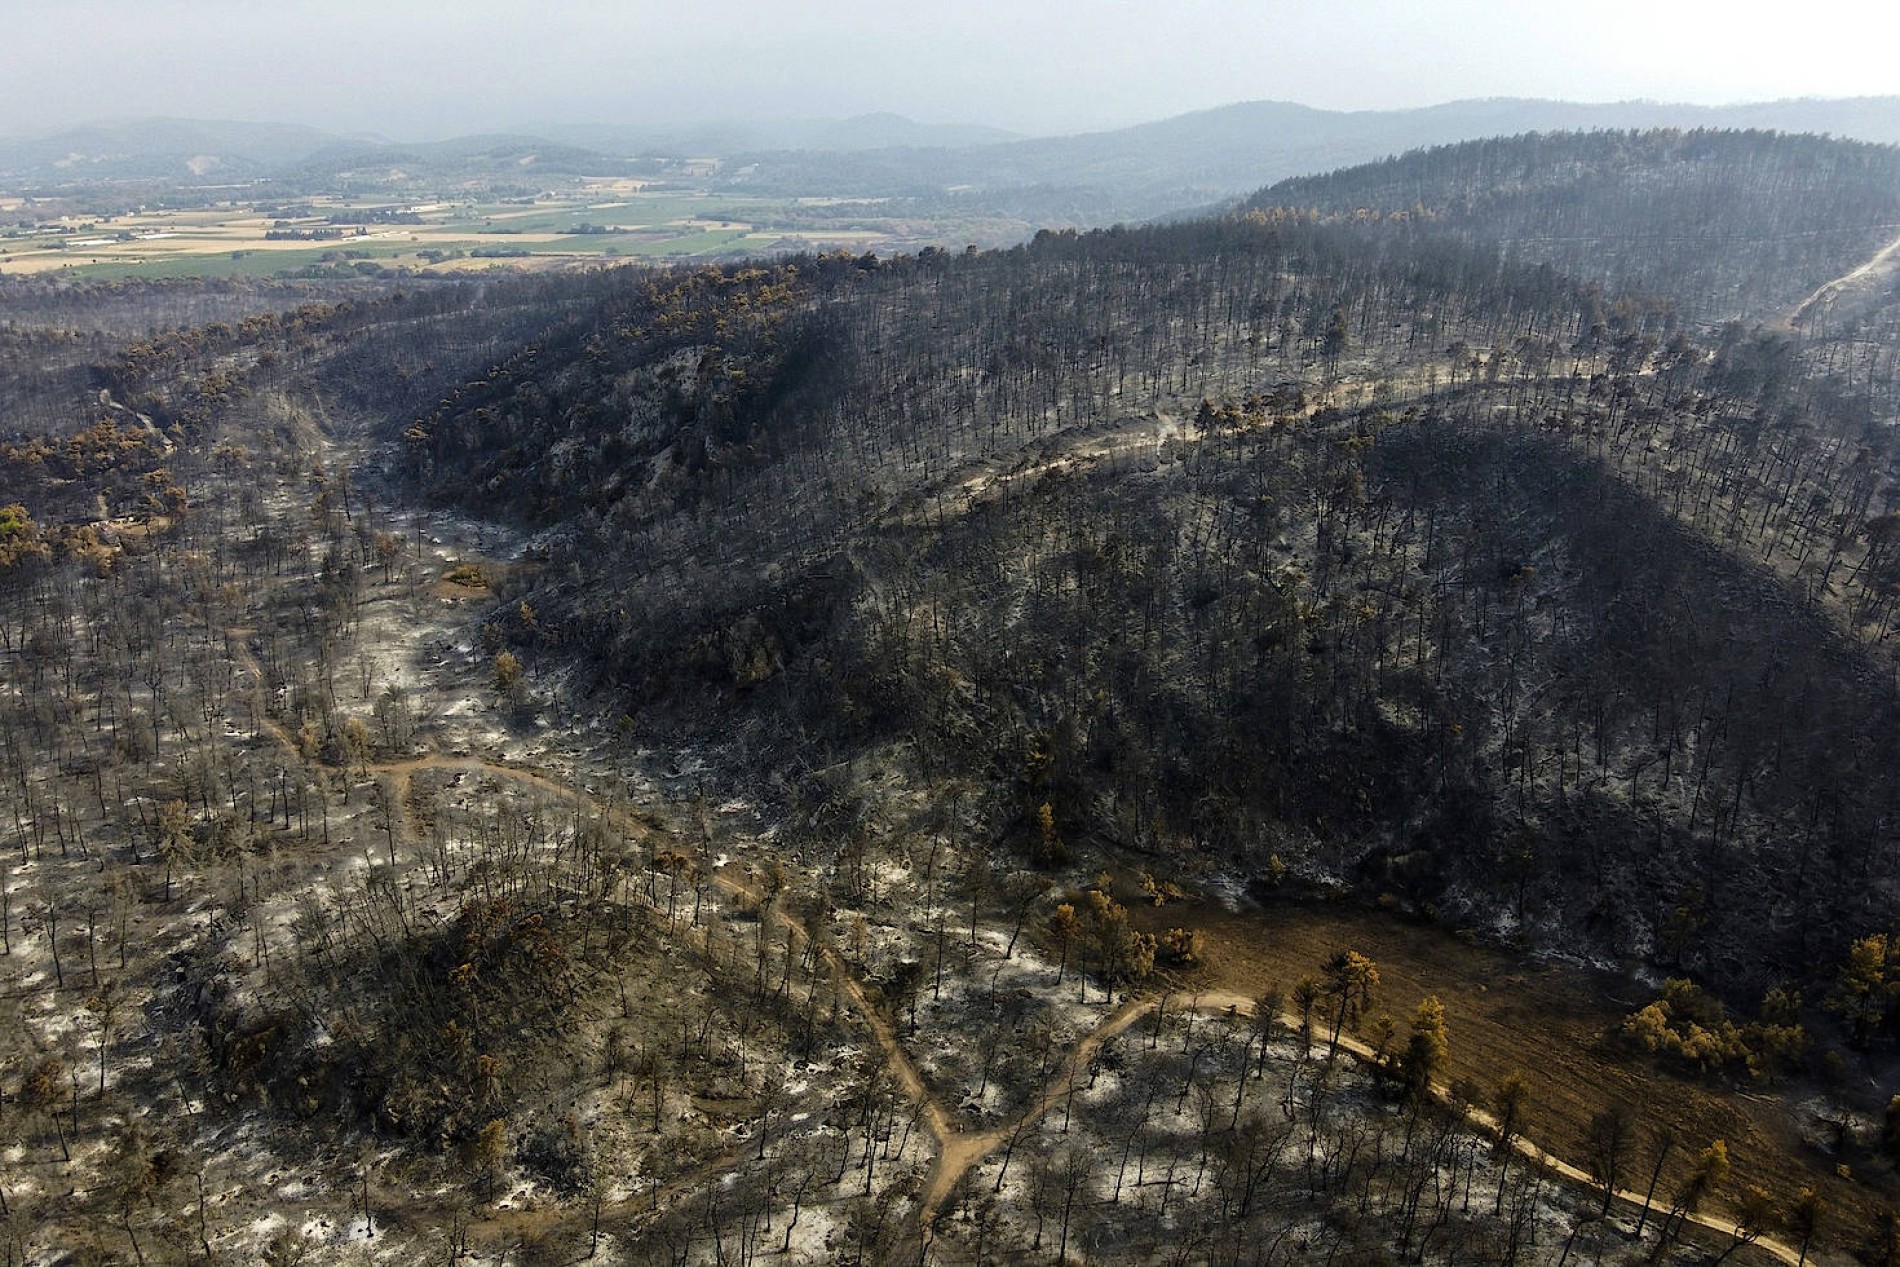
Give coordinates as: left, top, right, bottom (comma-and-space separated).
1622, 978, 1807, 1081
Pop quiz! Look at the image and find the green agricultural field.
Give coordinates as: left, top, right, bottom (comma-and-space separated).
439, 192, 788, 234
617, 226, 757, 256
68, 240, 423, 280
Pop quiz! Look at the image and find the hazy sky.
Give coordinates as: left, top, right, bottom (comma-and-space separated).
3, 0, 1896, 138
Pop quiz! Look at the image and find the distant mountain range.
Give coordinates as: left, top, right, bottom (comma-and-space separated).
6, 98, 1900, 224
0, 112, 1026, 186
0, 119, 645, 188
527, 113, 1023, 155
0, 118, 353, 182
712, 97, 1900, 221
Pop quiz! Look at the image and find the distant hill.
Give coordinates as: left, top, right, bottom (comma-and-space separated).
0, 120, 640, 188
0, 112, 1017, 190
717, 97, 1900, 222
531, 112, 1021, 155
0, 117, 354, 182
289, 133, 635, 184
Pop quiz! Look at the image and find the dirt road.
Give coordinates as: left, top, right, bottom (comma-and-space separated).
1786, 227, 1900, 329
1129, 895, 1857, 1262
225, 586, 1841, 1261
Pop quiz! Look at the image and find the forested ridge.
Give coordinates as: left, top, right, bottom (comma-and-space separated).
1245, 130, 1900, 326
6, 127, 1900, 1262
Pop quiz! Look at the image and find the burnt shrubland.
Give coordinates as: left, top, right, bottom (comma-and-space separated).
7, 127, 1900, 1261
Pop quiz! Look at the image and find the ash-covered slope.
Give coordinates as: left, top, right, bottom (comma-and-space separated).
392, 137, 1900, 997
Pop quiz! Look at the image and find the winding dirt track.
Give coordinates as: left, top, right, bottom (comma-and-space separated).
1191, 991, 1803, 1267
223, 621, 1796, 1262
914, 995, 1150, 1239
